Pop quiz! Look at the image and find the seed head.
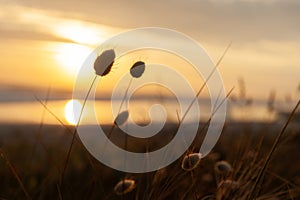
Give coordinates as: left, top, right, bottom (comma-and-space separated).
114, 110, 129, 126
214, 161, 232, 174
94, 49, 115, 76
130, 61, 145, 78
181, 153, 202, 171
114, 179, 136, 195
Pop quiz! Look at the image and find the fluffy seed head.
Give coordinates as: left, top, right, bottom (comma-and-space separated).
214, 161, 232, 174
94, 49, 115, 76
114, 110, 129, 126
114, 179, 136, 195
181, 153, 202, 171
130, 61, 145, 78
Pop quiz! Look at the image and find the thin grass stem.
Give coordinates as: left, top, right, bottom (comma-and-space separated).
248, 99, 300, 200
60, 75, 97, 186
0, 148, 32, 199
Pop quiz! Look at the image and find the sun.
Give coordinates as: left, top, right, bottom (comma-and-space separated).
52, 22, 107, 76
64, 99, 83, 125
54, 43, 93, 76
55, 22, 104, 45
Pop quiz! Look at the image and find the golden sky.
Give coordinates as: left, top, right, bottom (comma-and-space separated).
0, 0, 300, 102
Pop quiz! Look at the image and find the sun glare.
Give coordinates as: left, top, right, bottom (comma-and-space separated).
65, 99, 83, 125
56, 23, 104, 45
54, 43, 92, 76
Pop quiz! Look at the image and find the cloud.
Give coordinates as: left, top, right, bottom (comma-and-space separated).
0, 0, 299, 99
209, 0, 279, 4
1, 0, 300, 44
0, 3, 121, 45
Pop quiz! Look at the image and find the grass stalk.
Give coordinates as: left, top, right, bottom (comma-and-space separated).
60, 75, 97, 186
0, 148, 31, 199
248, 99, 300, 200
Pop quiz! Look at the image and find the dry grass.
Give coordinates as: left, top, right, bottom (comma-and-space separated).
1, 46, 299, 199
0, 114, 300, 200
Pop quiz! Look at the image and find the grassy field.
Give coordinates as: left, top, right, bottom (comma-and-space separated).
0, 118, 300, 199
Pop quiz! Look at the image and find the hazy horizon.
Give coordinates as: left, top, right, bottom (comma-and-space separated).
1, 0, 300, 125
1, 0, 300, 96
